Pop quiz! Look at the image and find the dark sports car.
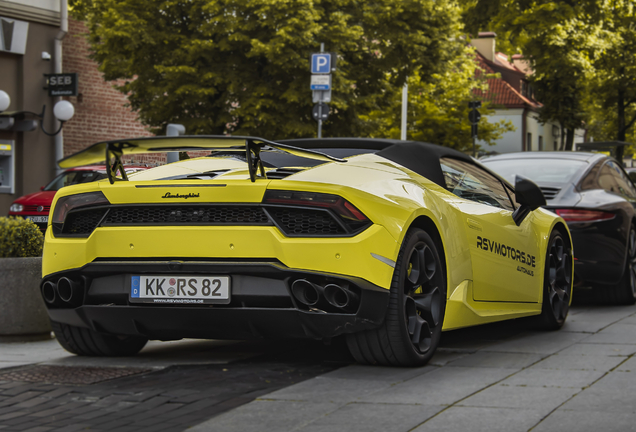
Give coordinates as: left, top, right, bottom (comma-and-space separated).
483, 152, 636, 304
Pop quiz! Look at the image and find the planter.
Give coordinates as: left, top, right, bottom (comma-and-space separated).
0, 257, 51, 336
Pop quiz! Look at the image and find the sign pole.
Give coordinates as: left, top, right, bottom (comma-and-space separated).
318, 43, 324, 138
401, 80, 408, 140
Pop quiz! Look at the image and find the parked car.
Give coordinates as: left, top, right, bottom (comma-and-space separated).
625, 167, 636, 183
482, 152, 636, 304
8, 165, 147, 233
40, 136, 573, 366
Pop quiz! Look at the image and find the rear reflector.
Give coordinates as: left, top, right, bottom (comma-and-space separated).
555, 209, 615, 222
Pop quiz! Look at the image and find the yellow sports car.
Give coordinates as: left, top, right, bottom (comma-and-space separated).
41, 136, 573, 366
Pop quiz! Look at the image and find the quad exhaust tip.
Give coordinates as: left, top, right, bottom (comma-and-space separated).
41, 277, 83, 306
291, 279, 360, 311
57, 277, 79, 303
41, 281, 57, 304
324, 284, 358, 308
291, 279, 321, 306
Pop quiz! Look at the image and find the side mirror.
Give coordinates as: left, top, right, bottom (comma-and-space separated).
512, 175, 546, 226
40, 186, 44, 191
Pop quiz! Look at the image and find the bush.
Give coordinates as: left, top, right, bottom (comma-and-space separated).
0, 217, 44, 257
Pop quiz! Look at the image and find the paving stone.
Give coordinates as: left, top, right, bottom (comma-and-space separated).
298, 402, 443, 432
188, 400, 340, 432
583, 324, 636, 344
359, 367, 517, 406
458, 384, 578, 411
530, 353, 626, 372
447, 351, 545, 369
615, 356, 636, 372
501, 367, 605, 388
48, 424, 91, 432
560, 370, 636, 413
485, 331, 588, 355
411, 406, 545, 432
532, 409, 636, 432
321, 364, 435, 383
263, 375, 394, 404
556, 343, 636, 357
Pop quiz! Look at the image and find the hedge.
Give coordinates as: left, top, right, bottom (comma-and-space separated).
0, 217, 44, 257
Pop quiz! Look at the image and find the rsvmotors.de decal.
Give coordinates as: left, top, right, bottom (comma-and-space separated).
476, 236, 536, 276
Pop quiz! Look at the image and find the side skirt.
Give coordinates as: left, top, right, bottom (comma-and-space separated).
442, 280, 541, 331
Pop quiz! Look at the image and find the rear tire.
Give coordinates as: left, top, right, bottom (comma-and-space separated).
536, 229, 573, 330
346, 228, 446, 367
52, 321, 148, 356
596, 225, 636, 305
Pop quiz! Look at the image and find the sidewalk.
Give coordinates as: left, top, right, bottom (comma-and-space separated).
190, 304, 636, 432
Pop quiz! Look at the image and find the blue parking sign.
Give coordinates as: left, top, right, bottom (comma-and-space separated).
311, 53, 331, 74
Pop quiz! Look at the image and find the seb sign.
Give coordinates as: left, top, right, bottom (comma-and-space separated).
45, 73, 78, 97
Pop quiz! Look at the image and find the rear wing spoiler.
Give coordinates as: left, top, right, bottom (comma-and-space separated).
58, 135, 346, 184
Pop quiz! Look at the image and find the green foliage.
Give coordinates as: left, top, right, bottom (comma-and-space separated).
362, 48, 515, 152
71, 0, 494, 141
0, 217, 44, 258
459, 0, 636, 150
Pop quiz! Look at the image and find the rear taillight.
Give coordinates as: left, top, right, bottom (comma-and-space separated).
263, 190, 368, 221
52, 192, 110, 224
263, 190, 371, 234
555, 209, 615, 223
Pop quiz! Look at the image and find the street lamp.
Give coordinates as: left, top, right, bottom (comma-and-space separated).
0, 91, 10, 113
0, 89, 75, 136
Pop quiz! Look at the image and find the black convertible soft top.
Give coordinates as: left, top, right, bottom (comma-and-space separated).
278, 138, 474, 189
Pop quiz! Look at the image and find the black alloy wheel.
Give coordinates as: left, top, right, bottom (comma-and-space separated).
624, 228, 636, 303
346, 228, 446, 366
537, 229, 572, 329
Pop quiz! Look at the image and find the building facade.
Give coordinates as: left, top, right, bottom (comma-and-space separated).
471, 33, 585, 154
0, 0, 62, 213
0, 0, 156, 215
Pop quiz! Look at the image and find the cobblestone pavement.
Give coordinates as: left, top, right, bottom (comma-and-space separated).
0, 340, 349, 432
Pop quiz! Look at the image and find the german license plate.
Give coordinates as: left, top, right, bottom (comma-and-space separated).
130, 275, 230, 304
26, 216, 48, 223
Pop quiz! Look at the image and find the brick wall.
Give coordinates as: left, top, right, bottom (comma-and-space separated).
62, 19, 166, 166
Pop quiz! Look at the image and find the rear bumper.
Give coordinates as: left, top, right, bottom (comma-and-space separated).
42, 260, 390, 340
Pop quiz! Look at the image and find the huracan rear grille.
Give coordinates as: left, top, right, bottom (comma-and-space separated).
63, 208, 108, 235
266, 207, 346, 235
102, 205, 270, 226
55, 204, 368, 238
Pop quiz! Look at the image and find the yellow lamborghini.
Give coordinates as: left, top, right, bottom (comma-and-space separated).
41, 136, 573, 366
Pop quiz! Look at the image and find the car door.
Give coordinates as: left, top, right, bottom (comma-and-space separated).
440, 158, 541, 303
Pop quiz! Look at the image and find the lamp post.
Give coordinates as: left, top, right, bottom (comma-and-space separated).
0, 90, 75, 136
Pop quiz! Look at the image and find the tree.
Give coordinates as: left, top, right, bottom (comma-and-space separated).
362, 48, 515, 152
487, 1, 610, 150
586, 0, 636, 155
72, 0, 469, 139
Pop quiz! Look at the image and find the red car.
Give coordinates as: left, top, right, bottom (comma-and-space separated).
9, 165, 148, 233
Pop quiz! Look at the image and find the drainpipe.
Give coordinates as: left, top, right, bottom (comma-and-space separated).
54, 0, 68, 173
521, 106, 528, 151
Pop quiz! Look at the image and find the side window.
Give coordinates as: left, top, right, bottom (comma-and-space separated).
607, 161, 636, 198
579, 162, 602, 191
598, 163, 620, 194
440, 158, 515, 211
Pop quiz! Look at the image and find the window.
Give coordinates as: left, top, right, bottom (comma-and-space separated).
579, 161, 602, 191
598, 163, 620, 194
538, 136, 543, 151
440, 158, 515, 211
607, 161, 636, 198
527, 133, 532, 151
